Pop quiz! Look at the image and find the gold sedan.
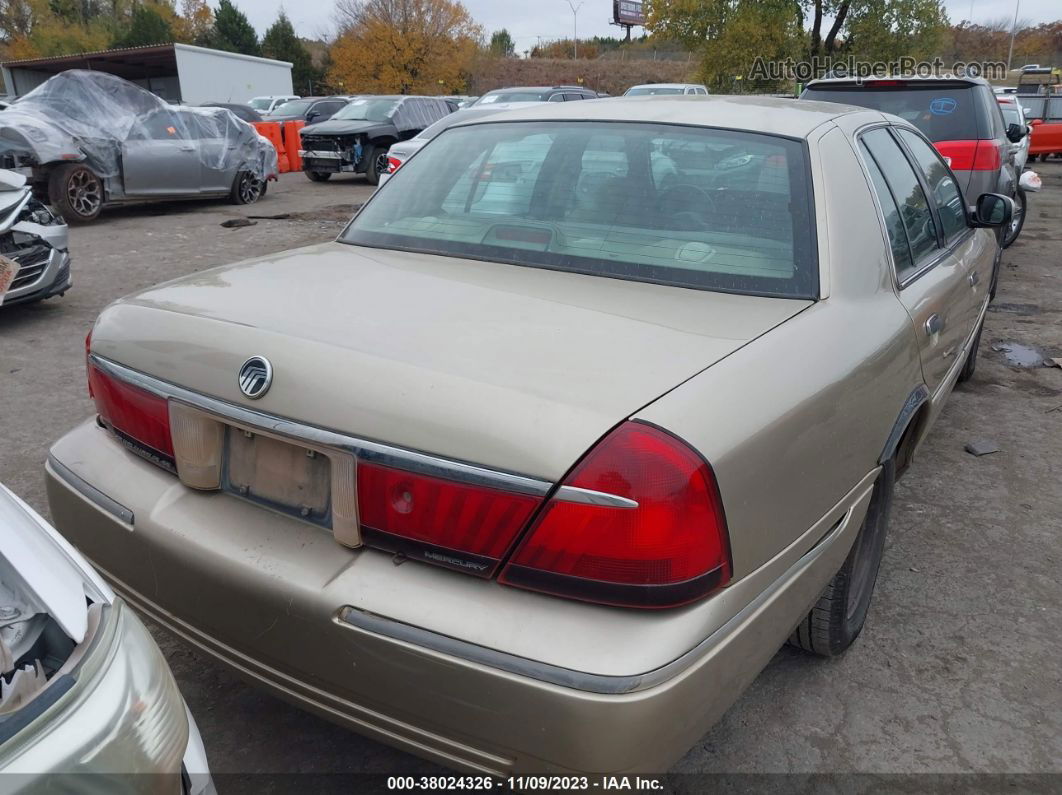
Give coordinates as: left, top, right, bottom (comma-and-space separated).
45, 96, 1010, 774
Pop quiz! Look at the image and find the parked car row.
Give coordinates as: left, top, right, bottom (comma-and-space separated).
31, 93, 1023, 777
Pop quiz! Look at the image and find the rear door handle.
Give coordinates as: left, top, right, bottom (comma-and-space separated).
925, 313, 944, 336
179, 145, 196, 152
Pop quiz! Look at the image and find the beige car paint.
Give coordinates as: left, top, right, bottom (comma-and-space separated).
45, 97, 1002, 773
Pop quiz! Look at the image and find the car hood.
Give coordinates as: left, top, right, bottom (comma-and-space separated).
0, 485, 112, 644
91, 243, 811, 479
301, 119, 380, 136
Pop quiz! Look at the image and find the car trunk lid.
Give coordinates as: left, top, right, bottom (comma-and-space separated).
90, 241, 811, 480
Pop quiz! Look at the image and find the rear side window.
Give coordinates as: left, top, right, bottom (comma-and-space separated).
804, 85, 983, 142
861, 128, 939, 277
862, 149, 914, 277
344, 121, 818, 298
896, 129, 967, 243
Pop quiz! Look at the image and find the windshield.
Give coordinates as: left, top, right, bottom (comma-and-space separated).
343, 121, 817, 298
249, 98, 271, 110
478, 92, 547, 104
626, 87, 684, 96
803, 85, 981, 141
271, 99, 312, 115
332, 98, 398, 121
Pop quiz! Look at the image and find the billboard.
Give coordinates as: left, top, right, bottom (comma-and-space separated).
613, 0, 646, 26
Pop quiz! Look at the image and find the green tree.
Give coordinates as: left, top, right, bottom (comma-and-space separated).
113, 3, 173, 47
488, 28, 514, 57
261, 11, 320, 93
842, 0, 949, 61
208, 0, 258, 55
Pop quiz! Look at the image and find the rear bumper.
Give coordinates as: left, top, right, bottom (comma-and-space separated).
45, 419, 873, 775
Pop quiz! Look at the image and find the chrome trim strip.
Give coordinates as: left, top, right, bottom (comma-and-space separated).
336, 509, 853, 695
47, 454, 134, 524
553, 486, 638, 509
88, 355, 553, 497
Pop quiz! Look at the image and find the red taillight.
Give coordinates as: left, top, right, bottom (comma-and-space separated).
386, 156, 402, 173
934, 140, 1001, 171
357, 461, 542, 576
88, 363, 175, 465
499, 422, 731, 608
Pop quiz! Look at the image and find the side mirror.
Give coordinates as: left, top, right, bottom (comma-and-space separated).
307, 111, 320, 122
971, 193, 1014, 228
1006, 123, 1025, 143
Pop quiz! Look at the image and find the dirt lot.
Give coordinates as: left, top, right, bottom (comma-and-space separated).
1, 165, 1061, 782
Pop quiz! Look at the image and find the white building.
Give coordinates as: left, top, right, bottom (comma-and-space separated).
1, 43, 293, 105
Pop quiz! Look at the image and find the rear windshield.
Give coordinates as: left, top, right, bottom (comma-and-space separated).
342, 121, 817, 298
803, 85, 983, 142
478, 92, 547, 104
626, 87, 685, 95
271, 99, 312, 115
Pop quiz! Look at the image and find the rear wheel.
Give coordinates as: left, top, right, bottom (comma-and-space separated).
48, 163, 103, 223
788, 459, 895, 657
365, 145, 390, 186
1002, 188, 1026, 249
305, 170, 331, 182
230, 171, 265, 205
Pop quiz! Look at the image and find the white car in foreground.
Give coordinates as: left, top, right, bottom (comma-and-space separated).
0, 484, 212, 792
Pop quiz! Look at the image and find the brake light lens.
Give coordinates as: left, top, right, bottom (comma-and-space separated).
357, 461, 542, 576
499, 422, 731, 608
934, 140, 1002, 171
386, 156, 402, 174
88, 362, 175, 467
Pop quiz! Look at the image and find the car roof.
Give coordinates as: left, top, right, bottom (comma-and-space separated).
628, 83, 701, 89
485, 86, 590, 93
452, 95, 882, 139
806, 75, 990, 89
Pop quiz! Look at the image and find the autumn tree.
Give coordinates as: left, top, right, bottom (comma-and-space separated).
174, 0, 213, 44
488, 28, 514, 57
328, 0, 481, 94
262, 10, 320, 93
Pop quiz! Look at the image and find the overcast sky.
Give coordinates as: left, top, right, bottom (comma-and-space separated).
237, 0, 1059, 52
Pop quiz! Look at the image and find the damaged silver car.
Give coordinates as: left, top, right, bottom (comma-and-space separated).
0, 70, 278, 224
0, 169, 70, 307
0, 484, 213, 793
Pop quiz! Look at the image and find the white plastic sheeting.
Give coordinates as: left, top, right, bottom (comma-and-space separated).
0, 70, 277, 180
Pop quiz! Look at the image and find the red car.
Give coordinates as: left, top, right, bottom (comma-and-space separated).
1020, 95, 1062, 161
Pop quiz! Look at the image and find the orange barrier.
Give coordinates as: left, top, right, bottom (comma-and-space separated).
252, 121, 288, 173
282, 121, 306, 172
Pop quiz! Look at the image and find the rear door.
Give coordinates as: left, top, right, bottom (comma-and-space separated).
122, 109, 201, 196
859, 126, 971, 394
895, 127, 993, 343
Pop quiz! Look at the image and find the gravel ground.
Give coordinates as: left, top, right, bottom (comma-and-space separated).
1, 165, 1060, 784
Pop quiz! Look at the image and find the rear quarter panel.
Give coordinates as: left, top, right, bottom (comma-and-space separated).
636, 123, 924, 577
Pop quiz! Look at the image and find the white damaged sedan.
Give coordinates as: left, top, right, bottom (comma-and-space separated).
0, 484, 212, 793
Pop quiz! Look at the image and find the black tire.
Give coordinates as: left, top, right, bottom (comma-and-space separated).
230, 171, 265, 205
365, 144, 390, 186
788, 459, 895, 657
958, 323, 982, 383
1002, 188, 1026, 249
305, 170, 332, 182
48, 163, 103, 223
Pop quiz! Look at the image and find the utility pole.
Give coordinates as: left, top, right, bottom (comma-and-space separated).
564, 0, 585, 59
1006, 0, 1020, 73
